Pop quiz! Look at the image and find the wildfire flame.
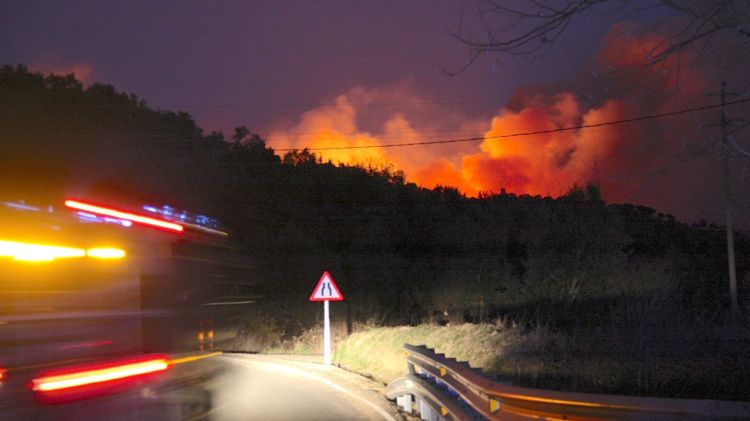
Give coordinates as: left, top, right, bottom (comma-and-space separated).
269, 24, 735, 225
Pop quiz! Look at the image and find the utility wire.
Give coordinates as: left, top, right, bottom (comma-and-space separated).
274, 98, 750, 152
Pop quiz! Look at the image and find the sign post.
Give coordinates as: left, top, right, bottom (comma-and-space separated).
309, 271, 344, 366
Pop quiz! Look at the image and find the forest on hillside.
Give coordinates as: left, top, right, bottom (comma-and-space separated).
2, 65, 749, 333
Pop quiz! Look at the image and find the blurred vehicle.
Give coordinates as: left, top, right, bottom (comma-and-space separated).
0, 197, 250, 419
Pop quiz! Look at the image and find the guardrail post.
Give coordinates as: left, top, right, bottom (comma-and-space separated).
418, 398, 438, 421
396, 394, 412, 413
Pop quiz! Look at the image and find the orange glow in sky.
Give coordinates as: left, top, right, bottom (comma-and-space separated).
269, 29, 707, 204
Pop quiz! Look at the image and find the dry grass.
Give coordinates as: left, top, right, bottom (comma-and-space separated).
331, 323, 514, 384
265, 319, 352, 354
253, 288, 750, 401
319, 316, 750, 401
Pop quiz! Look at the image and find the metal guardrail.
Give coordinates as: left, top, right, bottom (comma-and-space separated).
387, 374, 480, 421
387, 344, 750, 420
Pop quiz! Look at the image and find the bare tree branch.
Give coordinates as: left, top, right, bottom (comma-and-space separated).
454, 0, 750, 70
729, 135, 750, 158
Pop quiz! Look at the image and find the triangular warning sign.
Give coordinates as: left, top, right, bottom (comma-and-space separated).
309, 271, 344, 302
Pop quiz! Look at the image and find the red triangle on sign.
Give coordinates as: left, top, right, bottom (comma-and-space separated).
309, 271, 344, 302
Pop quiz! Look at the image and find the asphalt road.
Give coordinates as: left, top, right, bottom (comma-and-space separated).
207, 354, 400, 421
1, 353, 402, 421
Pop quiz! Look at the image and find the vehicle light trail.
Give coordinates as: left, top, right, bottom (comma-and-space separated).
0, 240, 85, 262
31, 356, 169, 392
86, 247, 126, 259
64, 199, 184, 233
169, 351, 223, 365
0, 240, 126, 262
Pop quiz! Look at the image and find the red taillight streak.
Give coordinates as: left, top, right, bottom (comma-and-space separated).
31, 358, 169, 392
64, 199, 184, 233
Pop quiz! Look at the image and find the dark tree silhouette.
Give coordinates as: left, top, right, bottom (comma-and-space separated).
1, 63, 748, 331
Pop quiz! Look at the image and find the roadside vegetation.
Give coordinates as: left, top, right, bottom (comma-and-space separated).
2, 65, 748, 401
277, 314, 750, 402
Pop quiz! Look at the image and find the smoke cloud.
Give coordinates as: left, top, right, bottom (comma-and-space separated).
31, 54, 94, 85
269, 24, 748, 226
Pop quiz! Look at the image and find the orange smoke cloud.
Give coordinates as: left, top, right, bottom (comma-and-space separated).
410, 93, 623, 197
271, 89, 623, 198
462, 155, 531, 195
468, 93, 593, 195
270, 24, 716, 212
412, 158, 474, 194
269, 94, 392, 168
31, 55, 94, 85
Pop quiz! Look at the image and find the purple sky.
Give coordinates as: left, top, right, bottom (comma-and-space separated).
1, 1, 610, 134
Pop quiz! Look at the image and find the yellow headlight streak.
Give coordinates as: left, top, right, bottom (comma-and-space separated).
31, 358, 169, 392
169, 351, 223, 365
86, 247, 126, 259
0, 240, 126, 262
0, 240, 85, 262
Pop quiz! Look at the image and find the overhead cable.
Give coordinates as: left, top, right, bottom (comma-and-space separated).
274, 98, 750, 152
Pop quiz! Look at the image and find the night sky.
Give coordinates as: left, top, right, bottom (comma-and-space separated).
2, 1, 748, 227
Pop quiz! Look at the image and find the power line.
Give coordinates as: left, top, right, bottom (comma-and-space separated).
260, 123, 651, 141
273, 98, 750, 152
